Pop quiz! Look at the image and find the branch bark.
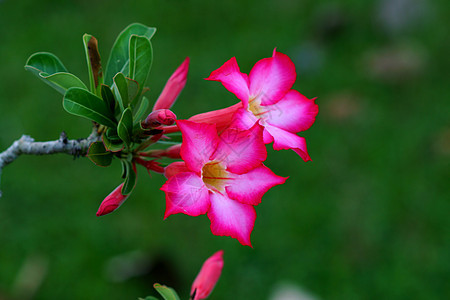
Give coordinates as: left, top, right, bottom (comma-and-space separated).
0, 128, 100, 197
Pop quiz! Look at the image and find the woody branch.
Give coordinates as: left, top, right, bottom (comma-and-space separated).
0, 127, 100, 197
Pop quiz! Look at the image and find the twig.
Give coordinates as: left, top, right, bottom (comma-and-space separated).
0, 128, 100, 197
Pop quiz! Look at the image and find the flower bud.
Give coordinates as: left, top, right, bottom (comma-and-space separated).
142, 109, 177, 128
96, 184, 129, 217
190, 250, 224, 300
153, 57, 190, 111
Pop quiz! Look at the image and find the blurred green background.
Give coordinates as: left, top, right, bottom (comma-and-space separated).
0, 0, 449, 299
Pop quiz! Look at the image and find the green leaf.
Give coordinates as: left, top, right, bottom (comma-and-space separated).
129, 35, 153, 91
113, 72, 128, 111
138, 296, 159, 300
101, 84, 116, 114
134, 96, 149, 122
63, 87, 117, 127
87, 142, 113, 167
121, 159, 136, 195
83, 34, 103, 95
127, 77, 139, 104
153, 284, 180, 300
102, 134, 124, 152
105, 23, 156, 86
25, 52, 86, 94
117, 108, 133, 147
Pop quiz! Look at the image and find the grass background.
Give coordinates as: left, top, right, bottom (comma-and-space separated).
0, 0, 449, 299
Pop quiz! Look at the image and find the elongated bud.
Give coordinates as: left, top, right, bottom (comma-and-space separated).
142, 109, 177, 128
96, 184, 129, 216
153, 57, 190, 111
190, 250, 224, 300
140, 144, 182, 159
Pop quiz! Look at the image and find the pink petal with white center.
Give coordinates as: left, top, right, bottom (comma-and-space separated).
205, 57, 250, 105
229, 107, 259, 131
161, 172, 210, 218
177, 120, 220, 173
226, 165, 287, 206
207, 192, 256, 247
249, 50, 296, 106
264, 124, 311, 162
263, 90, 318, 133
212, 123, 266, 175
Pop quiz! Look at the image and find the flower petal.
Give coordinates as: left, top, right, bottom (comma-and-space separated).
229, 107, 258, 131
205, 57, 250, 105
164, 161, 190, 178
207, 192, 256, 246
226, 165, 287, 206
264, 124, 311, 162
177, 120, 220, 173
264, 90, 318, 133
249, 50, 296, 106
161, 172, 210, 218
212, 122, 266, 175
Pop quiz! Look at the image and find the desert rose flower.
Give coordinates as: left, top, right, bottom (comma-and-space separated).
206, 49, 318, 161
161, 120, 287, 246
190, 250, 224, 300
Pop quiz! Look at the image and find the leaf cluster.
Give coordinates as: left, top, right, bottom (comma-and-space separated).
25, 23, 159, 196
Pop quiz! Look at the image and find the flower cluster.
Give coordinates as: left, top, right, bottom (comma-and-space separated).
97, 49, 318, 246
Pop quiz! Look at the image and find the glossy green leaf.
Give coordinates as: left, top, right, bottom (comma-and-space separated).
102, 134, 124, 152
101, 84, 116, 114
105, 23, 156, 86
138, 297, 159, 300
153, 284, 180, 300
83, 34, 103, 95
134, 96, 149, 122
87, 142, 113, 167
113, 72, 128, 111
117, 108, 133, 147
25, 52, 86, 94
127, 77, 139, 104
129, 35, 152, 90
121, 159, 136, 195
63, 87, 116, 127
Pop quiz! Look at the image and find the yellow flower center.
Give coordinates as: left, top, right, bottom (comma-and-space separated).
248, 98, 268, 120
201, 161, 230, 192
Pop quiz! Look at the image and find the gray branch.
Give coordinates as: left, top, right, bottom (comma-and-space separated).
0, 129, 101, 197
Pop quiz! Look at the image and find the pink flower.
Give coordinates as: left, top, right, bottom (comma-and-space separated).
96, 183, 129, 216
206, 49, 318, 161
153, 57, 190, 111
190, 250, 224, 300
161, 120, 287, 246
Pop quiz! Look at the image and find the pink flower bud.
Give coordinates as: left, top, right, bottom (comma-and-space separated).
96, 183, 129, 216
142, 109, 177, 128
165, 144, 182, 159
190, 250, 224, 300
153, 57, 190, 111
